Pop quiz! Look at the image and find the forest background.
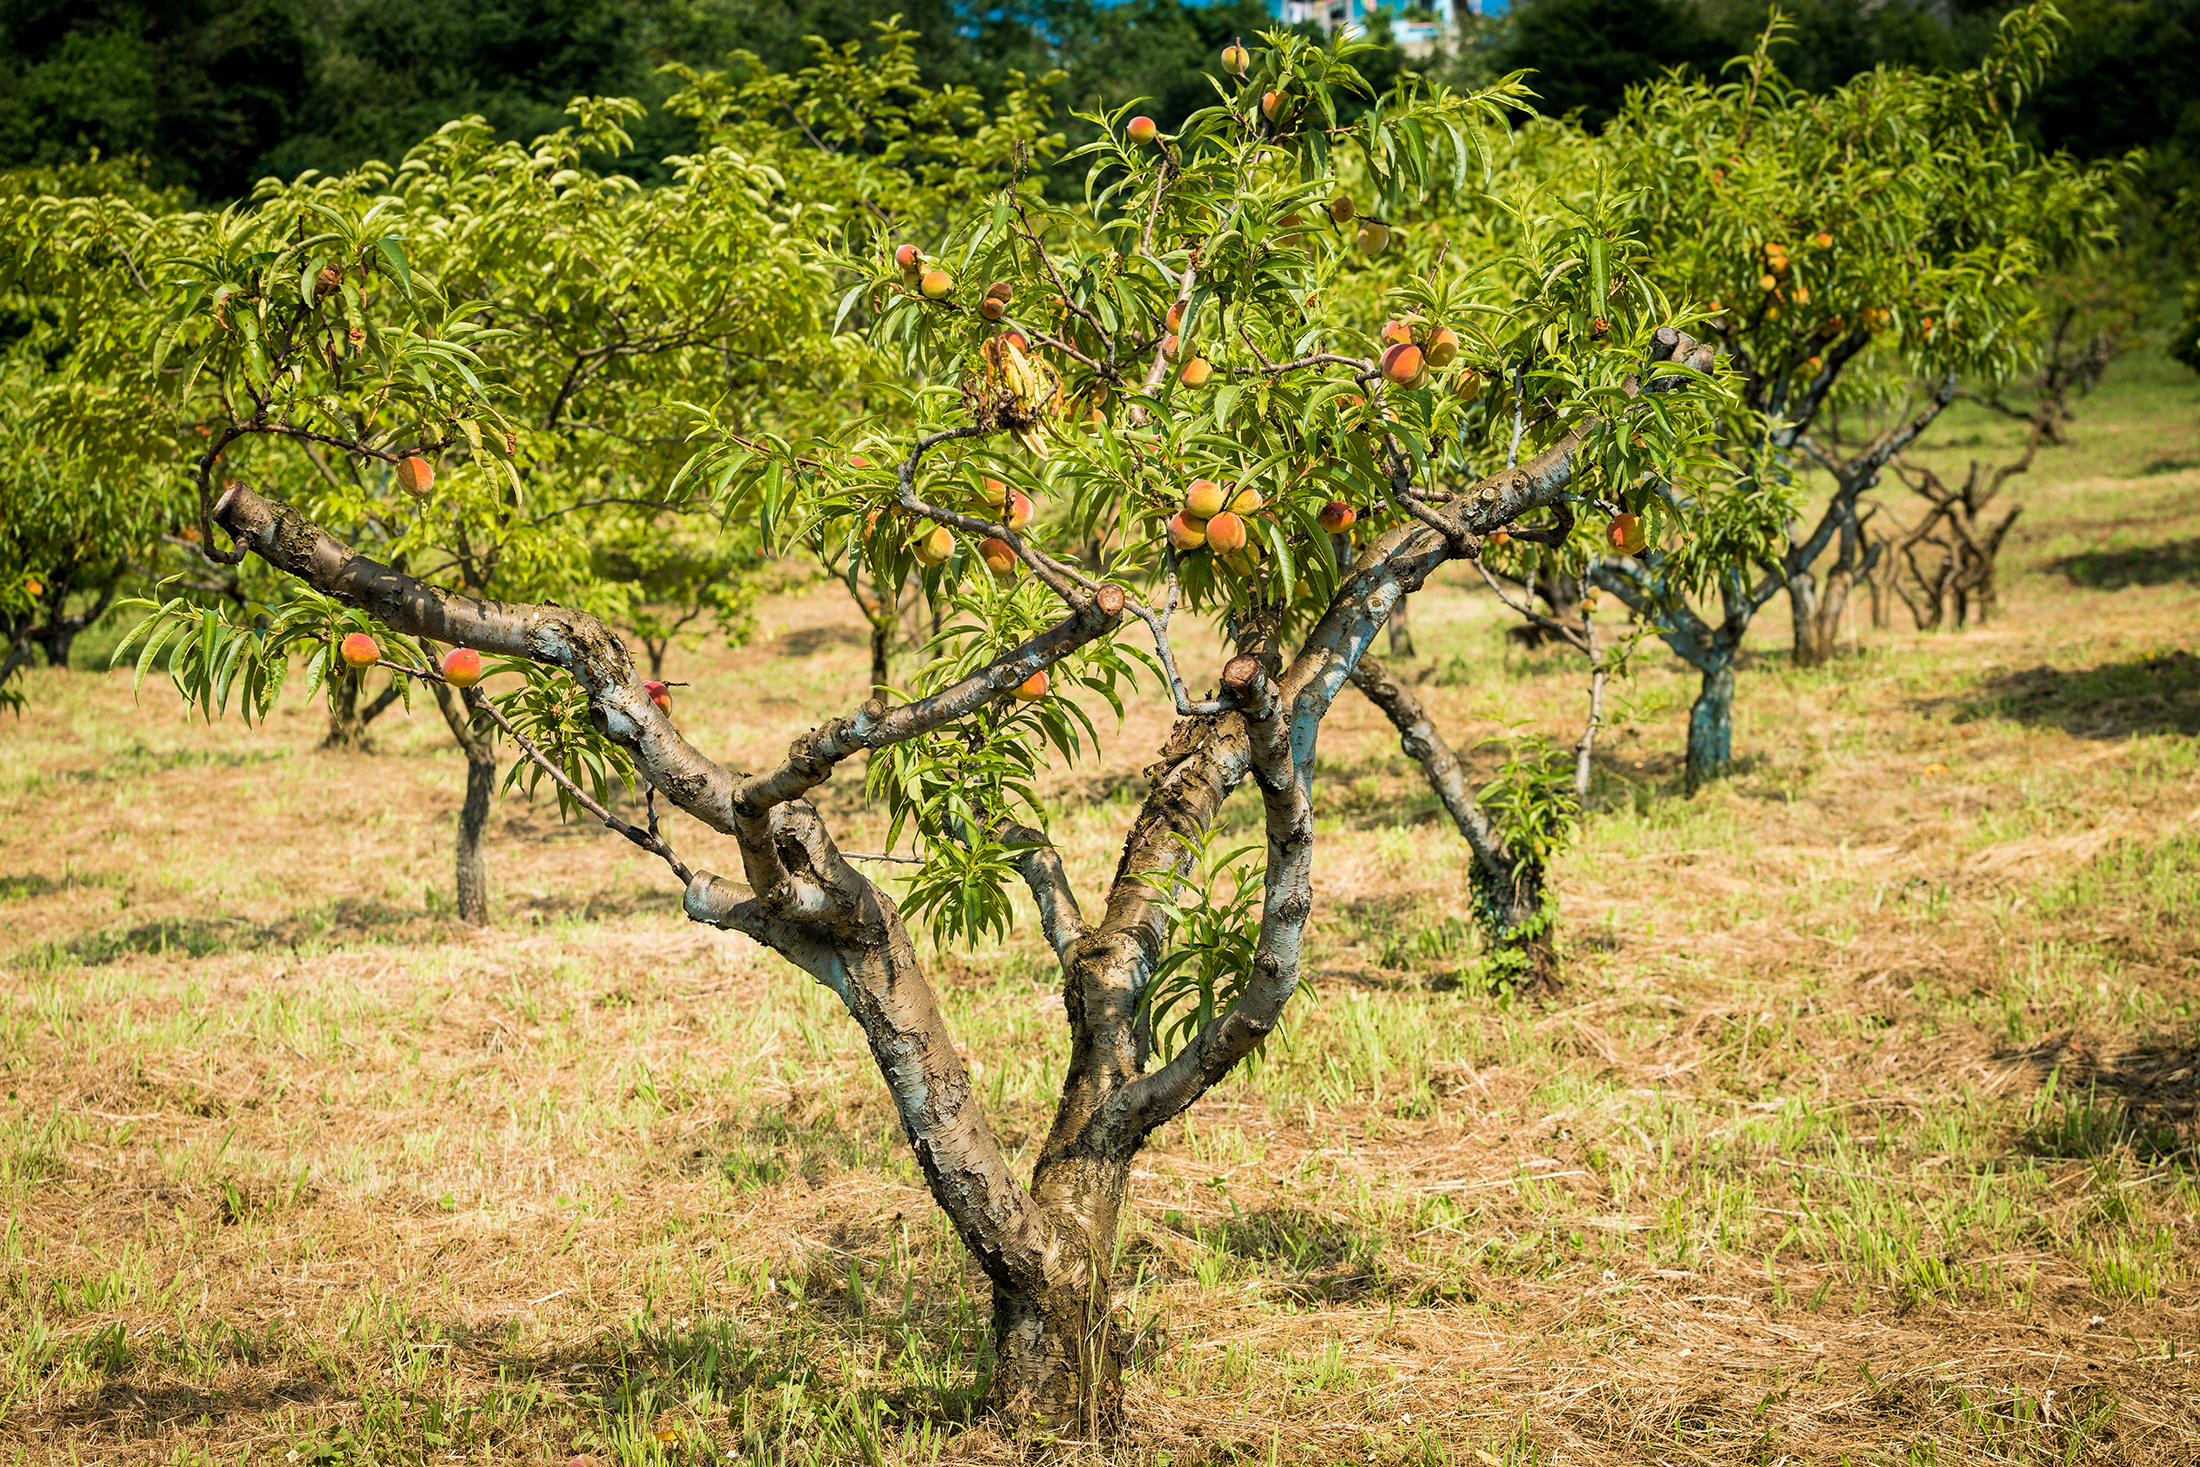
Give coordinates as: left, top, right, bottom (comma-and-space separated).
2, 0, 2194, 231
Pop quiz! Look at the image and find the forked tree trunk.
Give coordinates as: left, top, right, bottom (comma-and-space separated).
211, 365, 1647, 1438
431, 680, 497, 925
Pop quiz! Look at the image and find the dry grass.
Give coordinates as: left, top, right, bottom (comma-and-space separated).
2, 342, 2198, 1465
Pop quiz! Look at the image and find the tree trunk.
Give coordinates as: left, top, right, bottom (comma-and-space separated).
984, 1195, 1128, 1432
1349, 651, 1558, 991
1685, 658, 1735, 793
324, 671, 367, 750
1788, 567, 1828, 669
1387, 592, 1416, 659
871, 617, 891, 697
431, 680, 497, 926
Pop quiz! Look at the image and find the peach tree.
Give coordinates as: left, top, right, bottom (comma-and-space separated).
1566, 6, 2120, 787
1357, 6, 2118, 791
11, 56, 1052, 920
105, 31, 1723, 1427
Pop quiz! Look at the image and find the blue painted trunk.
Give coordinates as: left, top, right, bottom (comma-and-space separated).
1685, 658, 1735, 791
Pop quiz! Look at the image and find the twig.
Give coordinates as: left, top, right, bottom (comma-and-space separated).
458, 687, 693, 885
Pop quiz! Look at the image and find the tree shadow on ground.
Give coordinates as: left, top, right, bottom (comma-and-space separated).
20, 899, 450, 967
1944, 650, 2200, 739
2048, 536, 2200, 590
1996, 1027, 2199, 1160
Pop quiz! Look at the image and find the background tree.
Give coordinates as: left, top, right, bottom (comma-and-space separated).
1572, 10, 2116, 787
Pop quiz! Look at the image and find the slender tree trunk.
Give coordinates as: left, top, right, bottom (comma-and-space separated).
1788, 567, 1829, 669
1574, 657, 1607, 803
324, 674, 402, 751
1349, 652, 1558, 989
1387, 592, 1416, 659
1685, 658, 1735, 793
324, 671, 366, 750
871, 618, 891, 697
431, 680, 497, 926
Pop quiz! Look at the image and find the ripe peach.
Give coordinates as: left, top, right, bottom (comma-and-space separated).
1454, 368, 1484, 403
1229, 486, 1263, 514
1261, 91, 1288, 122
1760, 273, 1779, 292
1812, 231, 1833, 249
1165, 301, 1184, 330
1162, 332, 1181, 357
1204, 511, 1248, 555
1166, 511, 1208, 552
395, 455, 434, 497
1000, 330, 1030, 351
1184, 479, 1227, 518
1356, 221, 1389, 256
1180, 357, 1213, 386
1012, 671, 1049, 702
978, 476, 1009, 509
440, 647, 483, 687
980, 296, 1007, 321
912, 524, 954, 565
986, 280, 1014, 302
978, 536, 1019, 580
894, 243, 921, 270
339, 632, 381, 669
1127, 116, 1159, 145
1221, 42, 1249, 75
1005, 491, 1034, 530
1317, 500, 1356, 533
644, 680, 672, 715
1605, 513, 1647, 556
920, 269, 953, 300
1380, 342, 1424, 386
1380, 318, 1413, 346
1424, 327, 1459, 368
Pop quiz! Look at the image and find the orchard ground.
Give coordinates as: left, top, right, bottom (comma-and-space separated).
3, 340, 2198, 1466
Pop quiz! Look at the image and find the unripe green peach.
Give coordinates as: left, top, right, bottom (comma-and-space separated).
1356, 221, 1390, 256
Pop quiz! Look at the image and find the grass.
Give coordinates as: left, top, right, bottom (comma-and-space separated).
1, 340, 2198, 1464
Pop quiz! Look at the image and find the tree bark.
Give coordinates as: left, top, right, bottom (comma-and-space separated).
324, 674, 402, 751
1787, 565, 1825, 669
431, 679, 497, 925
1386, 591, 1416, 658
1349, 652, 1557, 989
1685, 659, 1735, 793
